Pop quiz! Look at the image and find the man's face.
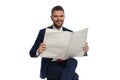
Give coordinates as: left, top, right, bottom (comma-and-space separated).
51, 10, 65, 29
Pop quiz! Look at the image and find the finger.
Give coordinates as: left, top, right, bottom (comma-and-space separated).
85, 42, 88, 45
41, 43, 45, 46
83, 46, 89, 50
43, 45, 46, 48
40, 43, 46, 47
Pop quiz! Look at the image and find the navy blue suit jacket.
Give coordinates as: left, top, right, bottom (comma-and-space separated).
30, 26, 73, 79
30, 26, 87, 79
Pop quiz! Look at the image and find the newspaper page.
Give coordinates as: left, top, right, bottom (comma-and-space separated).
40, 29, 72, 59
40, 28, 88, 60
63, 28, 88, 59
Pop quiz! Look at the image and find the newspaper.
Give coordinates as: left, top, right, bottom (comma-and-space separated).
40, 27, 88, 60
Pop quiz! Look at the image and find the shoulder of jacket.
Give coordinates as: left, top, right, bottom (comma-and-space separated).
63, 27, 73, 32
40, 26, 52, 31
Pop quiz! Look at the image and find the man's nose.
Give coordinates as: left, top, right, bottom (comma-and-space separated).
57, 17, 62, 20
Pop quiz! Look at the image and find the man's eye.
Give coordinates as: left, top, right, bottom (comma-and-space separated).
54, 16, 57, 17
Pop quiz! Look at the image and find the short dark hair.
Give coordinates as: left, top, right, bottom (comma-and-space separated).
51, 5, 64, 14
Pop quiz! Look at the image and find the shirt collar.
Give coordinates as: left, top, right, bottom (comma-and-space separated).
52, 25, 63, 31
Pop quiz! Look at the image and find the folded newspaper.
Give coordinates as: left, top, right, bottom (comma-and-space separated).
40, 27, 88, 60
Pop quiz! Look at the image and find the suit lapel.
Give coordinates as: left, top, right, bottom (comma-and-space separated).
47, 26, 53, 29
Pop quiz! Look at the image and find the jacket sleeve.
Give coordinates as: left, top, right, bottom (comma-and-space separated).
83, 53, 88, 56
40, 58, 52, 79
29, 29, 45, 57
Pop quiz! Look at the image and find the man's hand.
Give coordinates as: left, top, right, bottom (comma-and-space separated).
38, 43, 46, 54
83, 42, 89, 53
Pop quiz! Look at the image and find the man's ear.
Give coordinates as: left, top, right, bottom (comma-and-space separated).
50, 15, 53, 21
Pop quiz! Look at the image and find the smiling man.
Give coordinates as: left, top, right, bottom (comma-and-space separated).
30, 5, 89, 80
51, 6, 65, 29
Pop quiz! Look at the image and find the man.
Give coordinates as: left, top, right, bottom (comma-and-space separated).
30, 5, 89, 80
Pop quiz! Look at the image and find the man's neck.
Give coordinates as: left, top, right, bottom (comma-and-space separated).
53, 25, 63, 31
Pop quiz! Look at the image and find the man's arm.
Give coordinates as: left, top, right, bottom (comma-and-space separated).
29, 29, 45, 57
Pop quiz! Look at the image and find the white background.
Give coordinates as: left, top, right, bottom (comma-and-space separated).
0, 0, 120, 80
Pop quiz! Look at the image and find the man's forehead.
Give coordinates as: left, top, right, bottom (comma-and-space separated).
52, 10, 64, 15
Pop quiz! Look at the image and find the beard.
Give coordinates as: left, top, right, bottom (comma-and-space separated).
53, 20, 64, 29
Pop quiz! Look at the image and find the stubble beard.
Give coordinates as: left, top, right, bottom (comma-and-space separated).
54, 21, 64, 29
